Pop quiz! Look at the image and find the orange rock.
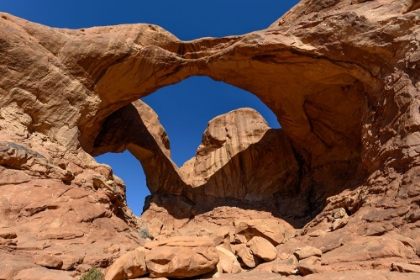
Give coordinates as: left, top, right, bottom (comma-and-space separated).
0, 253, 36, 280
391, 262, 420, 273
293, 246, 322, 260
145, 236, 219, 278
104, 247, 148, 280
321, 237, 416, 265
180, 108, 299, 201
0, 229, 17, 239
297, 256, 322, 276
13, 267, 73, 280
212, 227, 233, 253
303, 270, 420, 280
235, 244, 259, 268
216, 246, 242, 274
235, 219, 294, 246
32, 254, 63, 269
247, 236, 277, 262
2, 0, 420, 278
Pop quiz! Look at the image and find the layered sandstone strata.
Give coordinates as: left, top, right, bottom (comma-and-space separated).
1, 0, 420, 279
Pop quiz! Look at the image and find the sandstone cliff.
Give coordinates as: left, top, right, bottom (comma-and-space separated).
1, 0, 420, 278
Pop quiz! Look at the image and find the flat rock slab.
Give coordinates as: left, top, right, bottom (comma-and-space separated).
33, 254, 63, 269
0, 252, 36, 280
218, 271, 290, 279
294, 246, 322, 260
304, 270, 420, 280
13, 267, 73, 280
322, 237, 415, 265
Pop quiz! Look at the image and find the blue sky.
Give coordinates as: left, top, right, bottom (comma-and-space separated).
1, 0, 299, 215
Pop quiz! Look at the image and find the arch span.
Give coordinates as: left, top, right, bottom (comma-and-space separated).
1, 0, 418, 226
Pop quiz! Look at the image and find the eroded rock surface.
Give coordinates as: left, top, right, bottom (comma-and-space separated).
180, 108, 298, 199
144, 236, 219, 278
2, 0, 420, 279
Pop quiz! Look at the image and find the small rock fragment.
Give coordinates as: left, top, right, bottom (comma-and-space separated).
294, 246, 322, 260
331, 218, 348, 231
33, 254, 63, 269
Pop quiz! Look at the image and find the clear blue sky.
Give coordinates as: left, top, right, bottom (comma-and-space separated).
1, 0, 299, 215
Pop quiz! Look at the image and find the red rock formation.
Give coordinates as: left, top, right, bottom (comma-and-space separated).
2, 0, 420, 278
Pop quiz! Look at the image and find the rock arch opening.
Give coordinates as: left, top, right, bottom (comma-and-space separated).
90, 70, 368, 228
3, 2, 420, 277
0, 0, 410, 233
141, 76, 281, 167
95, 150, 148, 216
92, 76, 283, 216
42, 14, 382, 229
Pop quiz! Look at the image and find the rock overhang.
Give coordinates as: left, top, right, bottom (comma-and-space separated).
2, 1, 420, 278
2, 0, 418, 221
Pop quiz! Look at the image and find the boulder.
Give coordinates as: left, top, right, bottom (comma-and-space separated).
331, 218, 348, 231
247, 236, 277, 262
212, 227, 233, 252
32, 254, 63, 269
235, 244, 259, 268
145, 236, 219, 278
235, 219, 294, 246
104, 247, 148, 280
293, 246, 322, 260
254, 258, 298, 276
297, 256, 322, 276
216, 246, 242, 274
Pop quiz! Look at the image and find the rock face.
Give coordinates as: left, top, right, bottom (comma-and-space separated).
2, 0, 420, 279
180, 108, 298, 200
92, 99, 185, 196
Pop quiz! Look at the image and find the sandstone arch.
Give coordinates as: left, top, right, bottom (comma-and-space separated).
1, 0, 419, 225
2, 0, 420, 277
